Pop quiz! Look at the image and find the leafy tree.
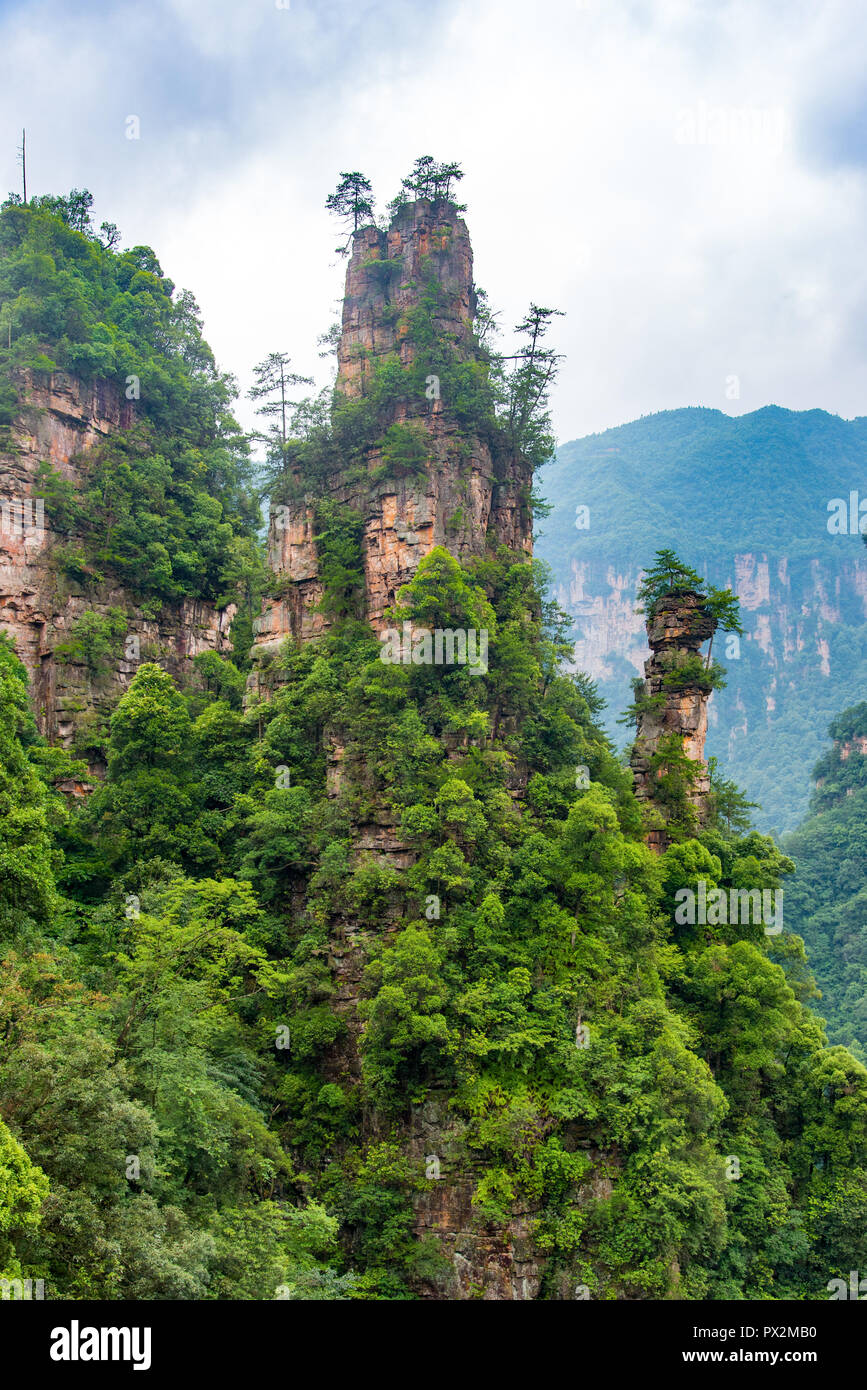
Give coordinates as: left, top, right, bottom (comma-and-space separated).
636, 549, 706, 615
0, 197, 261, 607
636, 548, 742, 667
389, 157, 466, 213
706, 756, 758, 836
0, 1118, 48, 1277
0, 635, 63, 938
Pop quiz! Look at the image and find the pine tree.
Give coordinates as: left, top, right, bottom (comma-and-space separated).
325, 171, 375, 254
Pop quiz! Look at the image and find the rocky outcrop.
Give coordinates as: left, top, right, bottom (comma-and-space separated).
629, 592, 714, 850
553, 549, 867, 835
248, 200, 532, 671
0, 370, 232, 773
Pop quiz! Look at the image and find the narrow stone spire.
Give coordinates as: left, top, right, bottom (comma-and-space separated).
629, 591, 714, 851
248, 198, 533, 680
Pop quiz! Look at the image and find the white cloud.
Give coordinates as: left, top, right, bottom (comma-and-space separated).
2, 0, 866, 441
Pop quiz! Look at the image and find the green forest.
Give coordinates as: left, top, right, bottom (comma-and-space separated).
784, 702, 867, 1064
2, 185, 867, 1302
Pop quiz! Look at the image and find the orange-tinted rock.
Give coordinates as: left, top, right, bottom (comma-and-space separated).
630, 592, 714, 848
249, 199, 533, 671
0, 370, 232, 772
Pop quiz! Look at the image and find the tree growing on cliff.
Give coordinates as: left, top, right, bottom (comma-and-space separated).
387, 157, 467, 216
248, 352, 313, 463
325, 172, 375, 254
636, 548, 743, 667
636, 549, 705, 615
503, 304, 564, 470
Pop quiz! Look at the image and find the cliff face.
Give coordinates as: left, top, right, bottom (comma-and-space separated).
0, 370, 232, 776
249, 201, 532, 674
560, 552, 867, 705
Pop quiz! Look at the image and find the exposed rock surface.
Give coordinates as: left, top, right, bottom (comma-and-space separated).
550, 548, 867, 836
0, 370, 232, 774
629, 592, 714, 851
249, 200, 532, 671
248, 202, 544, 1297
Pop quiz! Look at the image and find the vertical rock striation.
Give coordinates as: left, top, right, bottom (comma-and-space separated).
629, 592, 714, 850
248, 199, 533, 680
0, 370, 232, 775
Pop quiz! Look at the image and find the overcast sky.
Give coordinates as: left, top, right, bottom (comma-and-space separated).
1, 0, 865, 441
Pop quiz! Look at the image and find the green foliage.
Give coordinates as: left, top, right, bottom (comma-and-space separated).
0, 197, 261, 606
636, 548, 742, 639
502, 304, 564, 470
0, 635, 65, 938
325, 172, 376, 254
3, 197, 865, 1304
539, 406, 867, 834
0, 1118, 48, 1276
387, 156, 466, 215
55, 608, 128, 674
785, 703, 867, 1060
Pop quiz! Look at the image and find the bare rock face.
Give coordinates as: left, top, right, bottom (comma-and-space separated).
0, 370, 232, 773
336, 204, 475, 396
249, 200, 533, 670
629, 592, 714, 849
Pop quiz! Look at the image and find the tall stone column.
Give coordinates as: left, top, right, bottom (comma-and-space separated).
629, 591, 714, 850
248, 198, 533, 680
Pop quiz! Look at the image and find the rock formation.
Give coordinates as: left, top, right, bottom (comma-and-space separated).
0, 370, 232, 779
248, 199, 532, 681
248, 200, 543, 1297
629, 591, 714, 850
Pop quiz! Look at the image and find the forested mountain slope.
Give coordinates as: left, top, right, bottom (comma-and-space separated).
2, 180, 867, 1301
785, 702, 867, 1062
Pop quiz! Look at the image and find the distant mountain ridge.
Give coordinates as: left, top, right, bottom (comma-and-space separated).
537, 405, 867, 834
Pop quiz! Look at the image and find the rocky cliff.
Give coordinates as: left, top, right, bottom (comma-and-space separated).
249, 199, 543, 1297
0, 370, 232, 778
249, 200, 532, 679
